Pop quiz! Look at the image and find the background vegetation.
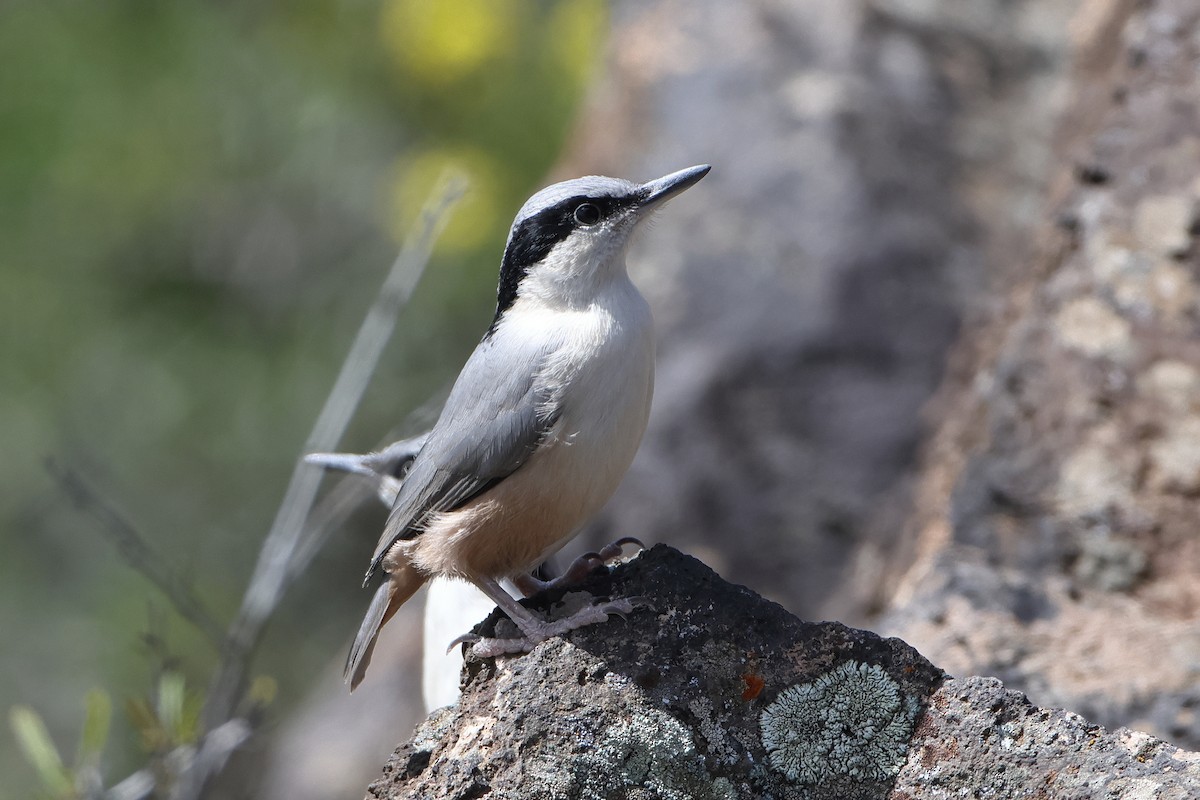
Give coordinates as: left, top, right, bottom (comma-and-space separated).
1, 1, 606, 796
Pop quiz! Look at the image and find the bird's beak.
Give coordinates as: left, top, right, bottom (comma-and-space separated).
640, 164, 711, 209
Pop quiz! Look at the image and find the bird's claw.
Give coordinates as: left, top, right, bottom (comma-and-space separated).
517, 537, 648, 597
447, 631, 481, 653
604, 596, 651, 619
599, 536, 645, 560
466, 636, 539, 659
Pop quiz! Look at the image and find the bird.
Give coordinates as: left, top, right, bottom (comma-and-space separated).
320, 164, 710, 689
307, 433, 429, 508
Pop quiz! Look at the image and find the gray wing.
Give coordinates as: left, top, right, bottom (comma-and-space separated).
364, 336, 558, 582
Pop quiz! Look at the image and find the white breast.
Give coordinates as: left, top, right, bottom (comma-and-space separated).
407, 276, 655, 580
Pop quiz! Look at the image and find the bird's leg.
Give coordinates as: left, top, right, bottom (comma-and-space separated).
511, 537, 645, 598
450, 575, 638, 658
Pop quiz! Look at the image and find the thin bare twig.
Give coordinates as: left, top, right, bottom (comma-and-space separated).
178, 173, 466, 800
45, 458, 226, 648
100, 718, 251, 800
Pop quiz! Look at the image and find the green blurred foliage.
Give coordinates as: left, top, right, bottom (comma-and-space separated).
0, 0, 606, 795
124, 671, 202, 754
10, 706, 75, 799
10, 689, 110, 800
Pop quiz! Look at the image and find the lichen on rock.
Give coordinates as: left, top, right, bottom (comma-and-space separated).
537, 707, 735, 800
759, 660, 919, 785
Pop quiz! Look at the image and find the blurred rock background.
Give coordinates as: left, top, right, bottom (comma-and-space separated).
4, 0, 1198, 798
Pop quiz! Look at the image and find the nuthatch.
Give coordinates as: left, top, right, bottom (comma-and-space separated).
314, 165, 710, 689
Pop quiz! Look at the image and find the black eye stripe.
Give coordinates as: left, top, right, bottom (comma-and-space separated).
489, 191, 645, 329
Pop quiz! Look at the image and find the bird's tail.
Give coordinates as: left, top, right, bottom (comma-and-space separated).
345, 563, 427, 691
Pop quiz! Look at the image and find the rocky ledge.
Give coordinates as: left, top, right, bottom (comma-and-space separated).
367, 546, 1200, 799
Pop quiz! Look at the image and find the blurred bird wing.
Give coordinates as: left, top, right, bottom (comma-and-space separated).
365, 336, 558, 580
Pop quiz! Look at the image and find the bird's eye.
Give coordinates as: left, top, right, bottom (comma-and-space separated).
573, 203, 602, 226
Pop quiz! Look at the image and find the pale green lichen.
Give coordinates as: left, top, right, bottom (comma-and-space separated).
759, 660, 919, 785
535, 707, 736, 800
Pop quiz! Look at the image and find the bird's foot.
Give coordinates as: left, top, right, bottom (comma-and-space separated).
455, 596, 644, 658
513, 537, 645, 597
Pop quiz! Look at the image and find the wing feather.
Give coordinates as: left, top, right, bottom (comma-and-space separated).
363, 335, 557, 582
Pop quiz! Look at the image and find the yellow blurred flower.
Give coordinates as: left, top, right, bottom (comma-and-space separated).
546, 0, 607, 89
388, 147, 505, 252
381, 0, 521, 85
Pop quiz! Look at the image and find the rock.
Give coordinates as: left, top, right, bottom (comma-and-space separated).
896, 676, 1200, 799
1133, 194, 1195, 257
1139, 360, 1200, 412
1053, 297, 1133, 360
1148, 416, 1200, 493
366, 547, 1200, 799
881, 0, 1200, 751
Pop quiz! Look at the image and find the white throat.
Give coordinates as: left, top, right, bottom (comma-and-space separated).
518, 226, 637, 311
